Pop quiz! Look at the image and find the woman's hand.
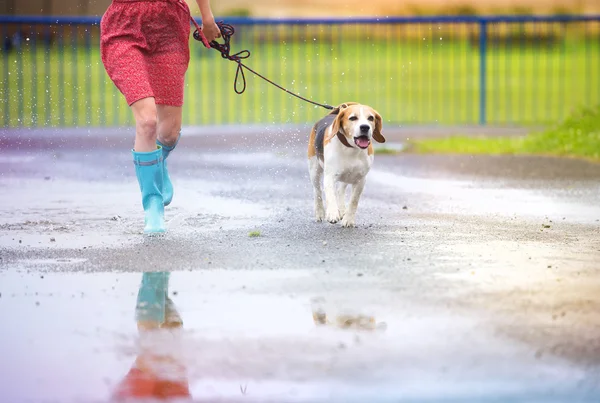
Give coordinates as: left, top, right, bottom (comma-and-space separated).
195, 0, 221, 42
201, 17, 221, 43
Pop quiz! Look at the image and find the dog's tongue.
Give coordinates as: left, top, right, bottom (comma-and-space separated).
356, 137, 370, 148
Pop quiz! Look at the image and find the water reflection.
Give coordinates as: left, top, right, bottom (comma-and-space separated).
112, 272, 190, 400
0, 268, 593, 402
311, 296, 385, 331
109, 273, 388, 401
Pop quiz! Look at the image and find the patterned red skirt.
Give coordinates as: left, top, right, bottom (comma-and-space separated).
100, 0, 191, 106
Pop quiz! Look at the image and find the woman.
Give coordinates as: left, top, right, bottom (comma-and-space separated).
100, 0, 220, 234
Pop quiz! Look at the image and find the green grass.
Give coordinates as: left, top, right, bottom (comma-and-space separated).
1, 28, 599, 128
248, 230, 262, 237
374, 147, 401, 155
412, 105, 600, 161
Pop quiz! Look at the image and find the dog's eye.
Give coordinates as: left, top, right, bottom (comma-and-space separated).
368, 116, 375, 121
348, 116, 358, 121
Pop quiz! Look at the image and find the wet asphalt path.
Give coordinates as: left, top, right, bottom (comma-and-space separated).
0, 126, 599, 402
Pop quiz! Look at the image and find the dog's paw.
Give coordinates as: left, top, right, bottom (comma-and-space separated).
341, 215, 356, 228
326, 210, 341, 224
315, 211, 325, 222
314, 201, 325, 222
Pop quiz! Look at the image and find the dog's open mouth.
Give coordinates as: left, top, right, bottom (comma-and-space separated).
354, 136, 370, 149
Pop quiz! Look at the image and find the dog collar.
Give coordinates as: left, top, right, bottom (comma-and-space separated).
336, 132, 354, 148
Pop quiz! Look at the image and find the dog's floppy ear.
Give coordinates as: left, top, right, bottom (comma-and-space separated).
329, 102, 358, 116
372, 110, 385, 143
329, 107, 347, 139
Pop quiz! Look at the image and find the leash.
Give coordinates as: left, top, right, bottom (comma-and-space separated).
188, 15, 334, 111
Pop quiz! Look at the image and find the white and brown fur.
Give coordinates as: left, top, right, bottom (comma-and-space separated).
308, 102, 385, 227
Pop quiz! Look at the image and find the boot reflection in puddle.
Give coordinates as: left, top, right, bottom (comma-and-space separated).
112, 272, 190, 401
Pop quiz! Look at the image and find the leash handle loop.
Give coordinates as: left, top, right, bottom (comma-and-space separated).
190, 17, 333, 110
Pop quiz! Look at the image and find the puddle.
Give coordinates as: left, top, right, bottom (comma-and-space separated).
0, 269, 594, 402
371, 170, 600, 223
311, 297, 387, 331
191, 152, 293, 167
0, 155, 37, 163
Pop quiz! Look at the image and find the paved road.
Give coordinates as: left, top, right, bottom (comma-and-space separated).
0, 126, 599, 402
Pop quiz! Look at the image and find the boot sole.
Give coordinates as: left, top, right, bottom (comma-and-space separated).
144, 230, 166, 237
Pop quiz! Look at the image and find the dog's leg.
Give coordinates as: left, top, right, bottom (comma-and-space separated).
309, 157, 325, 222
336, 183, 347, 218
341, 178, 366, 228
324, 173, 341, 223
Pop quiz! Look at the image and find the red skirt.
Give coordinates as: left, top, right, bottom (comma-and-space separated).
100, 0, 191, 106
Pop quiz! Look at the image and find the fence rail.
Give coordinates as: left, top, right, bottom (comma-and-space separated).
1, 14, 599, 128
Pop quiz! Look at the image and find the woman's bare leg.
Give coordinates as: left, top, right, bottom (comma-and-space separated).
131, 97, 159, 152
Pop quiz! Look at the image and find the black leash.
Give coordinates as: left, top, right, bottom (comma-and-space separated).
193, 22, 334, 111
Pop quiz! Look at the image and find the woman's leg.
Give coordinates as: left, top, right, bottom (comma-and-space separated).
132, 97, 159, 151
156, 105, 183, 206
130, 97, 165, 234
157, 105, 182, 146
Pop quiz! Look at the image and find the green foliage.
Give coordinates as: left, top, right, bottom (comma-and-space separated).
445, 4, 478, 16
406, 3, 478, 16
374, 147, 401, 155
412, 105, 600, 161
248, 230, 262, 237
511, 6, 534, 15
221, 8, 252, 17
404, 4, 436, 16
523, 105, 600, 160
550, 5, 580, 15
414, 136, 523, 154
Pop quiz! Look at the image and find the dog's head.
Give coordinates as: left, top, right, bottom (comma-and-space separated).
330, 103, 385, 149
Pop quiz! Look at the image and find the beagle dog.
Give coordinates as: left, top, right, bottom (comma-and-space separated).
308, 102, 385, 227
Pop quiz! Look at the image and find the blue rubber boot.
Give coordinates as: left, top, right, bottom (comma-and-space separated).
156, 133, 180, 207
132, 147, 165, 234
135, 272, 170, 325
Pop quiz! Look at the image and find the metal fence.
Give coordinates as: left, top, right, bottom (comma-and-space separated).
1, 15, 599, 128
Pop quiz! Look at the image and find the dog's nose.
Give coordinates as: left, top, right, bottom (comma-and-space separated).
360, 124, 370, 133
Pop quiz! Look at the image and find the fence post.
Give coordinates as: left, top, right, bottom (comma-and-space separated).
479, 18, 487, 125
2, 24, 8, 127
